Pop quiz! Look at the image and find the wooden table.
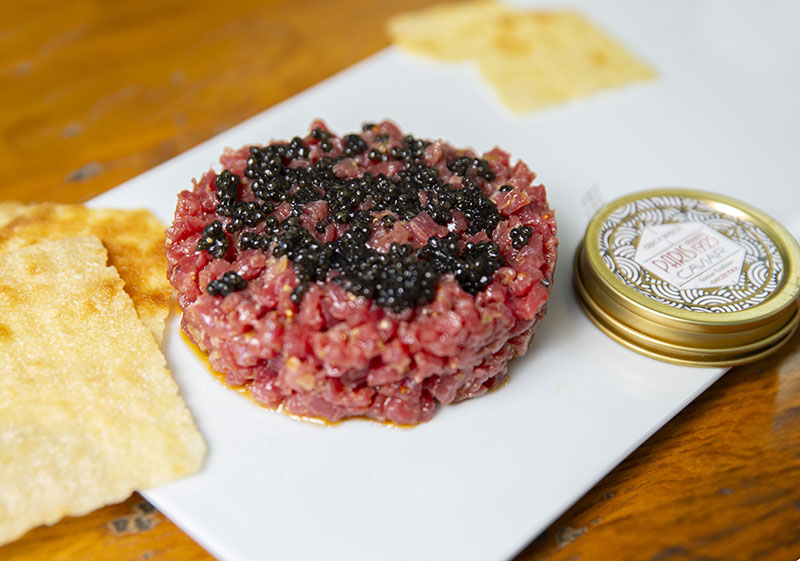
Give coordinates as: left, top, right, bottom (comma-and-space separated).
2, 1, 798, 559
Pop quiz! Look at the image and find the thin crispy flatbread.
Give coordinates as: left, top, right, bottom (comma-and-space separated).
0, 236, 205, 546
0, 203, 171, 343
388, 0, 508, 61
0, 202, 30, 229
388, 2, 656, 111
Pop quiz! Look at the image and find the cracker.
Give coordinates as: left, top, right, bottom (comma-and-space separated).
0, 202, 31, 229
388, 2, 656, 111
0, 236, 205, 546
387, 0, 508, 61
0, 203, 172, 343
476, 11, 656, 111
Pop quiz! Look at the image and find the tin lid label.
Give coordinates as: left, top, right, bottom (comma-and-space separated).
597, 194, 785, 313
634, 223, 745, 290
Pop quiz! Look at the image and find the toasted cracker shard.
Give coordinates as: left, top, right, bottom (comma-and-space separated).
0, 202, 30, 229
0, 203, 172, 343
0, 236, 205, 546
388, 1, 656, 111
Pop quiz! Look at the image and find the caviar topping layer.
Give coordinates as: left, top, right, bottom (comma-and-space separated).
196, 124, 511, 311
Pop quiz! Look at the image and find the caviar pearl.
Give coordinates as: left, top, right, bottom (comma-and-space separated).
196, 220, 228, 259
510, 225, 534, 250
207, 271, 247, 296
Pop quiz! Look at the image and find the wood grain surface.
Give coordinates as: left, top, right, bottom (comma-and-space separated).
1, 1, 798, 560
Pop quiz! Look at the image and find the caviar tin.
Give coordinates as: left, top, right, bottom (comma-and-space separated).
574, 188, 800, 366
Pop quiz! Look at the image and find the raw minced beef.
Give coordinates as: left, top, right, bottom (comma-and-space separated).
165, 120, 557, 425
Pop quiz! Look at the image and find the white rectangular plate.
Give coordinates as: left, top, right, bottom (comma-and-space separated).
91, 1, 800, 559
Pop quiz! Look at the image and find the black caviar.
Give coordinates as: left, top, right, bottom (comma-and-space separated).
454, 240, 504, 294
510, 225, 533, 250
456, 178, 503, 235
207, 271, 247, 296
416, 233, 503, 295
446, 156, 495, 180
197, 220, 228, 259
343, 134, 367, 156
214, 169, 239, 208
199, 124, 520, 309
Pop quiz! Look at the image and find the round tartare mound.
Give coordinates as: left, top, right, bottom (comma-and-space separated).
166, 120, 557, 425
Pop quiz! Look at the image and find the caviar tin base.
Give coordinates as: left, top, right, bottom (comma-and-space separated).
574, 242, 800, 367
574, 189, 800, 367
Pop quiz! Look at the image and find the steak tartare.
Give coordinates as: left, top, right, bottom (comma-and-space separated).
166, 121, 557, 425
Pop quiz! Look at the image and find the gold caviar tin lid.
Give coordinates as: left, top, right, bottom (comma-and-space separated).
574, 188, 800, 367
